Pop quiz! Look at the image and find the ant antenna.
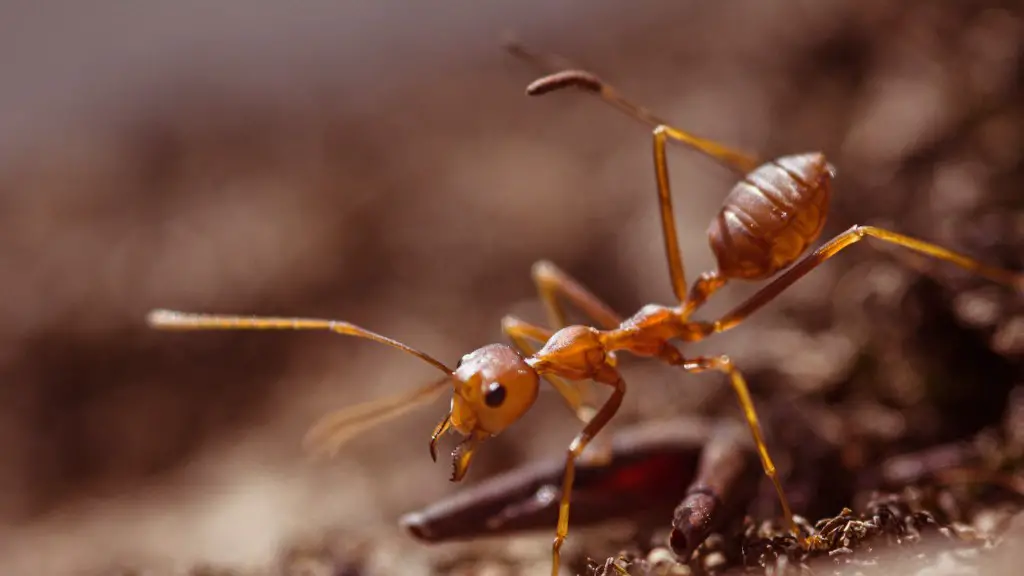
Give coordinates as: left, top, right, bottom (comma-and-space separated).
147, 309, 455, 458
147, 309, 453, 374
303, 374, 453, 459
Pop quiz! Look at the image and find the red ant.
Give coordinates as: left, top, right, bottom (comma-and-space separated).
147, 41, 1023, 576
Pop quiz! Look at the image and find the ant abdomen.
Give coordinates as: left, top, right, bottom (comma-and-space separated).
708, 153, 834, 280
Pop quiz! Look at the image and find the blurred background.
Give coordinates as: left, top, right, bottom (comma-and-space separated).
0, 1, 1021, 574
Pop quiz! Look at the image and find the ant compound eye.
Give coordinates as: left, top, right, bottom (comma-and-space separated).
484, 381, 506, 408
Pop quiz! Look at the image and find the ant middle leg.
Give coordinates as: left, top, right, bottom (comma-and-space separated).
704, 225, 1023, 335
531, 260, 623, 331
529, 260, 624, 414
680, 355, 796, 535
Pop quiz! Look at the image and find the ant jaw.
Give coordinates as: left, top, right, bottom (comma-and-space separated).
429, 413, 453, 462
427, 404, 487, 482
450, 432, 486, 482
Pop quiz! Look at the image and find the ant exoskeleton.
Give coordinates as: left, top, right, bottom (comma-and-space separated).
147, 42, 1023, 576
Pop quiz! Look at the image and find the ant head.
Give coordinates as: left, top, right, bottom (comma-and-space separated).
431, 343, 540, 482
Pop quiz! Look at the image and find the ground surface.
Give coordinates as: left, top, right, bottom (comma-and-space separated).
0, 1, 1021, 575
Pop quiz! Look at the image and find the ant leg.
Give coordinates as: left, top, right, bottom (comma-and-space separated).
530, 260, 623, 413
679, 271, 729, 319
550, 371, 627, 576
680, 355, 797, 536
532, 260, 623, 330
502, 299, 629, 571
507, 40, 759, 304
647, 123, 758, 304
505, 39, 760, 173
650, 124, 692, 303
706, 225, 1023, 334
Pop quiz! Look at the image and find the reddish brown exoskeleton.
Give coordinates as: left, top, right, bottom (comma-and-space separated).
147, 41, 1023, 576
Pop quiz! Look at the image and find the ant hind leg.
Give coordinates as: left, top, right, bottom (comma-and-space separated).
680, 355, 796, 536
676, 225, 1023, 539
707, 225, 1023, 335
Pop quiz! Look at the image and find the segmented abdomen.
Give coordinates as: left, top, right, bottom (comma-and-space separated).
707, 153, 833, 280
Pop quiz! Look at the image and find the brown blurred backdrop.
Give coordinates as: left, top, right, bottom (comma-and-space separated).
0, 1, 1021, 574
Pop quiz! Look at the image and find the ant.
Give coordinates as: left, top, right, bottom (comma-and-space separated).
147, 41, 1023, 576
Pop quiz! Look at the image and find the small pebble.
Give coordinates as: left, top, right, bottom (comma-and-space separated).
703, 551, 727, 571
646, 547, 677, 567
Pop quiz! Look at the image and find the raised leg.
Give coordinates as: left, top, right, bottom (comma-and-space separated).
679, 355, 796, 535
505, 40, 760, 303
650, 122, 753, 304
550, 371, 627, 576
504, 39, 759, 173
704, 225, 1023, 335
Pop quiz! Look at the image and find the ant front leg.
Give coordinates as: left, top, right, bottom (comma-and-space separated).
549, 370, 627, 576
707, 225, 1023, 334
680, 355, 797, 536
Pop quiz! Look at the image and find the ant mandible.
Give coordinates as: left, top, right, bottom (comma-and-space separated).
147, 41, 1023, 576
